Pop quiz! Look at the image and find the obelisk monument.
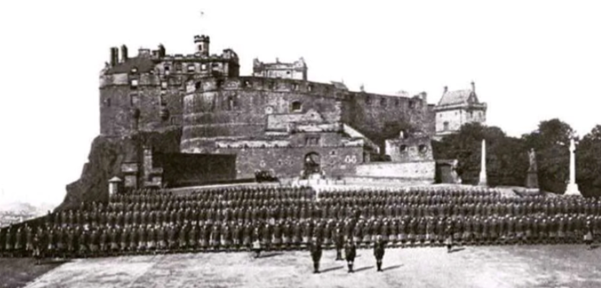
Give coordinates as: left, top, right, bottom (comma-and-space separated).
478, 139, 487, 186
565, 138, 582, 196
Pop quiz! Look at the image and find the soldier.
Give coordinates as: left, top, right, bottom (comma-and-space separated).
251, 237, 262, 258
309, 238, 323, 274
373, 235, 386, 272
89, 228, 99, 257
33, 231, 42, 265
188, 224, 198, 252
344, 238, 357, 273
334, 226, 344, 261
445, 223, 454, 253
584, 220, 594, 250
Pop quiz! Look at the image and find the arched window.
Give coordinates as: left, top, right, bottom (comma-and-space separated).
291, 101, 302, 112
419, 145, 428, 153
400, 145, 407, 153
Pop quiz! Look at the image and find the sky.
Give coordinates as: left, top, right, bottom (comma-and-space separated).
0, 0, 600, 207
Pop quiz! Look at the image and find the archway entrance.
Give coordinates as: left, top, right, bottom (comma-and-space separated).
303, 152, 321, 178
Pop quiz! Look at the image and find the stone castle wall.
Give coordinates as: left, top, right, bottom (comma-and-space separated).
211, 145, 364, 179
354, 161, 436, 182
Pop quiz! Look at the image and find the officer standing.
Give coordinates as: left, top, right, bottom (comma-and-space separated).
309, 238, 323, 274
334, 227, 344, 261
344, 238, 357, 273
373, 235, 385, 272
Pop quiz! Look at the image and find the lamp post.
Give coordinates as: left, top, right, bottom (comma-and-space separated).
564, 138, 582, 196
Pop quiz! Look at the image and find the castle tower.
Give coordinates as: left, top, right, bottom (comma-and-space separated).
194, 35, 210, 56
433, 81, 487, 139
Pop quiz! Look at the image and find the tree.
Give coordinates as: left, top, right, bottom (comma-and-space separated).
576, 125, 601, 197
432, 123, 528, 186
521, 119, 574, 194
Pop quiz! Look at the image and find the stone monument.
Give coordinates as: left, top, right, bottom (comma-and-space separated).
478, 139, 487, 186
108, 176, 122, 196
565, 138, 582, 196
525, 148, 539, 190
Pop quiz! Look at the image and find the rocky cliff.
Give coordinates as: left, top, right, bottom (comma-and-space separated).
58, 128, 182, 211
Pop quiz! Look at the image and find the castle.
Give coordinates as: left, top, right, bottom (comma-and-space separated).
99, 32, 487, 189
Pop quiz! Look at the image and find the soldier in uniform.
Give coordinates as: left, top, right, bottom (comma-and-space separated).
344, 238, 357, 273
373, 235, 386, 272
309, 238, 323, 274
334, 226, 344, 260
445, 223, 454, 253
584, 220, 594, 250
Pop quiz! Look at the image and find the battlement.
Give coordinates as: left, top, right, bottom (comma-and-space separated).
194, 35, 210, 43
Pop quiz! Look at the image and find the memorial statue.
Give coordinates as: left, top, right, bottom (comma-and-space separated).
528, 148, 537, 172
526, 148, 539, 189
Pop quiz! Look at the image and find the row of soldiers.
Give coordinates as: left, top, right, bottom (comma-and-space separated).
45, 199, 601, 229
1, 213, 597, 259
111, 186, 315, 204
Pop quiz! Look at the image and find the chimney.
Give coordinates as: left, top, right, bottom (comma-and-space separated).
110, 47, 118, 66
158, 44, 166, 57
471, 81, 475, 92
444, 86, 448, 94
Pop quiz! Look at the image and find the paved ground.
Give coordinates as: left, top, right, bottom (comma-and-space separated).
0, 258, 64, 288
19, 245, 601, 288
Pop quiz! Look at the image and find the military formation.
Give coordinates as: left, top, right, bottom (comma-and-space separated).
0, 185, 599, 265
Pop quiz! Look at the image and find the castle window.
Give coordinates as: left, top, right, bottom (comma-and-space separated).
419, 145, 428, 153
291, 101, 302, 112
130, 79, 139, 89
293, 84, 299, 91
409, 101, 415, 109
307, 85, 313, 92
330, 150, 337, 156
287, 71, 291, 75
161, 81, 168, 90
400, 145, 407, 153
469, 111, 474, 118
244, 80, 251, 87
130, 67, 138, 74
201, 64, 207, 71
187, 65, 195, 72
105, 98, 111, 107
217, 79, 224, 88
195, 81, 202, 90
212, 63, 219, 68
443, 121, 449, 130
395, 99, 400, 106
227, 97, 236, 110
380, 98, 386, 106
175, 64, 182, 72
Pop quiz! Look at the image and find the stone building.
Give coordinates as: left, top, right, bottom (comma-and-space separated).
252, 57, 307, 81
99, 31, 447, 185
433, 82, 487, 139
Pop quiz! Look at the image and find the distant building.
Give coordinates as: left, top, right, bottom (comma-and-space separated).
252, 57, 307, 81
434, 82, 487, 139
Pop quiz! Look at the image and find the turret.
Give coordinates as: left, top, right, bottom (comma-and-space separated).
110, 47, 119, 66
121, 45, 128, 62
158, 44, 166, 57
194, 35, 210, 56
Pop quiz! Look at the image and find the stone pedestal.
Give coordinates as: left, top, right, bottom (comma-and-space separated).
565, 183, 581, 196
526, 171, 539, 189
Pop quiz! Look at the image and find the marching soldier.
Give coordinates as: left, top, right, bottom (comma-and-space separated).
373, 235, 385, 272
309, 238, 323, 274
344, 238, 357, 273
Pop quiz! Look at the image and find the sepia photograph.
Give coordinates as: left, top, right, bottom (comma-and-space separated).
1, 0, 601, 287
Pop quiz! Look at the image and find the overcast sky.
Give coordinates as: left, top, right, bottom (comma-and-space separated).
0, 0, 600, 207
